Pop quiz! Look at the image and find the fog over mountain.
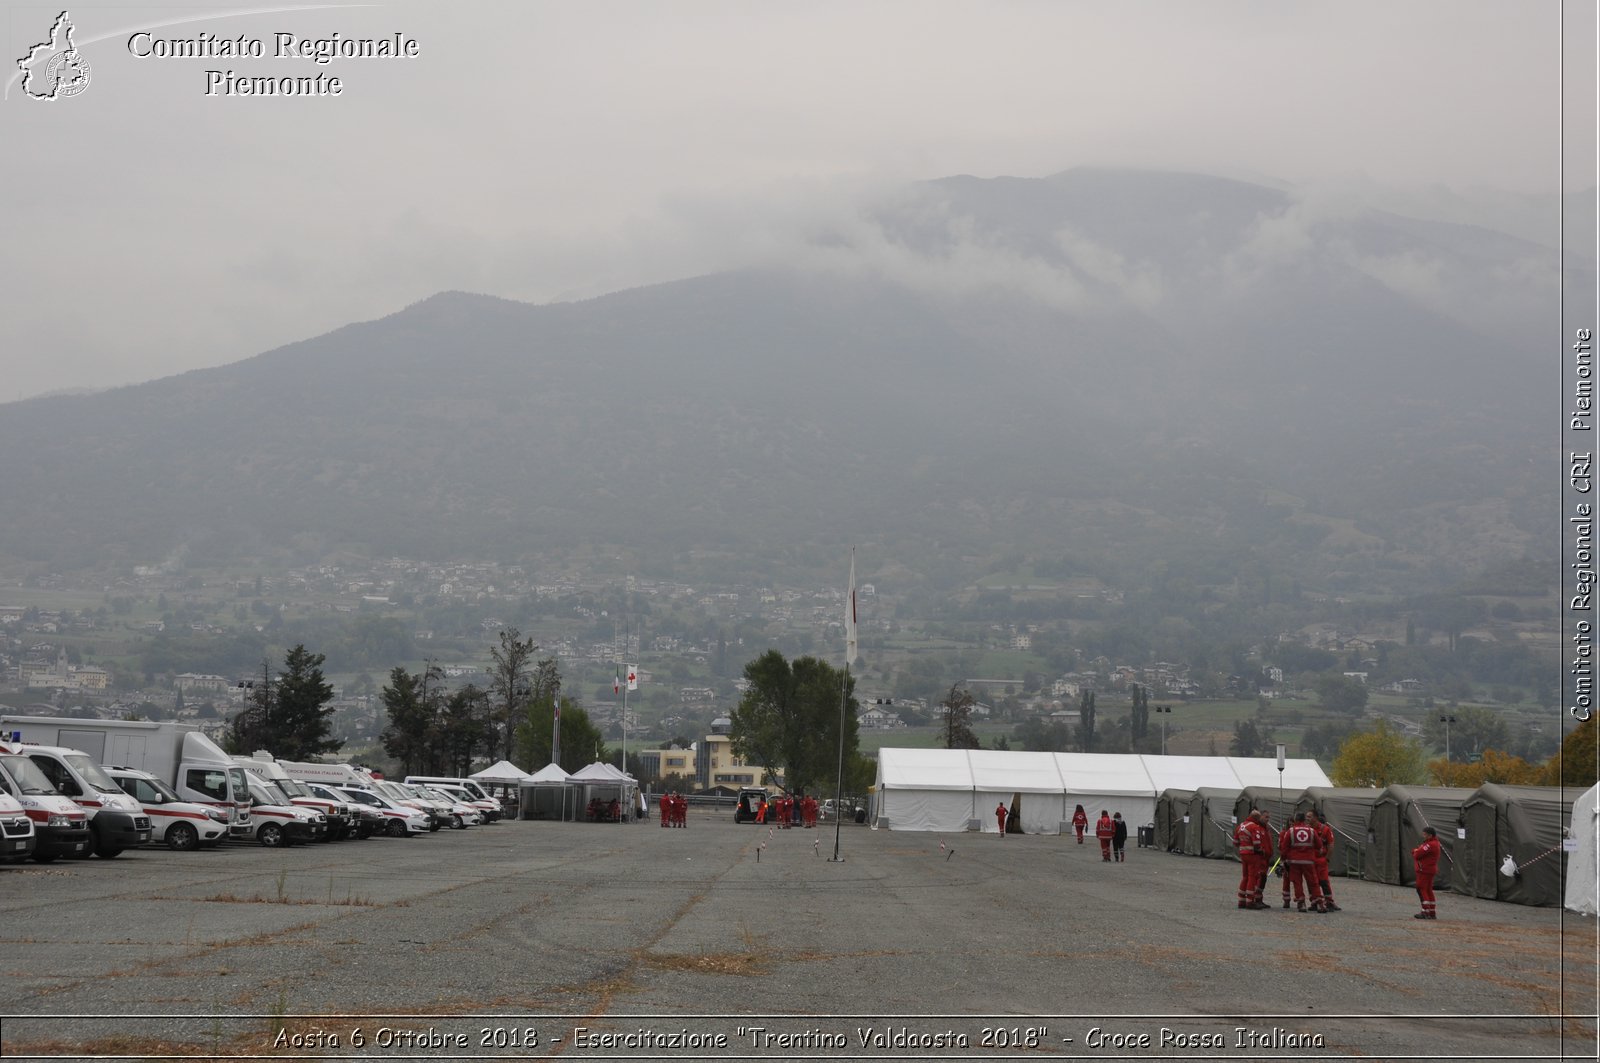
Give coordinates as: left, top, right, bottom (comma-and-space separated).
0, 169, 1571, 592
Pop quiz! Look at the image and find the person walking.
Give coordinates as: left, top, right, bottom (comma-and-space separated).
995, 802, 1009, 838
1111, 812, 1128, 862
1412, 826, 1441, 920
1072, 804, 1088, 844
1307, 809, 1340, 911
1095, 809, 1115, 861
1278, 817, 1294, 909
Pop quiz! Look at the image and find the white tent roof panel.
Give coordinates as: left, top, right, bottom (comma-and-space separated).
968, 750, 1063, 793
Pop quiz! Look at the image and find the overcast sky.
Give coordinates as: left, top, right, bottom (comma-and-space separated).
1, 0, 1593, 400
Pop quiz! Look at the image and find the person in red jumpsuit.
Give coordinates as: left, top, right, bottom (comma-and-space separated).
994, 802, 1008, 837
1284, 812, 1326, 912
1412, 826, 1441, 919
1095, 810, 1115, 861
1072, 804, 1088, 844
660, 793, 671, 828
1278, 818, 1294, 908
1249, 812, 1274, 909
1233, 813, 1261, 908
1307, 809, 1340, 911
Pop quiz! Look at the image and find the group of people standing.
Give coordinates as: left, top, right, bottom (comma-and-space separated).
658, 792, 688, 827
756, 793, 818, 828
1233, 809, 1342, 913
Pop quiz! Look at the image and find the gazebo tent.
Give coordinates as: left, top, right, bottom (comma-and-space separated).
1365, 785, 1475, 887
471, 759, 534, 786
1183, 787, 1243, 859
1566, 782, 1599, 916
1154, 789, 1194, 852
517, 763, 580, 821
968, 750, 1064, 834
566, 761, 639, 821
1297, 786, 1383, 878
874, 749, 977, 832
1055, 752, 1158, 830
1454, 783, 1575, 907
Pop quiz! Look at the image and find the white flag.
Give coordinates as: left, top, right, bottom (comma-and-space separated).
845, 550, 858, 665
626, 665, 638, 691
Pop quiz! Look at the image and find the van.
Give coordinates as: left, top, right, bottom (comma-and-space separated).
403, 776, 503, 821
105, 766, 229, 851
0, 786, 35, 862
9, 742, 152, 858
0, 742, 91, 861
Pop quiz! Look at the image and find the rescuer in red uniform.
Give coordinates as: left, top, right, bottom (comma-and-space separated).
1278, 818, 1294, 908
1072, 804, 1089, 844
1095, 810, 1115, 861
1412, 826, 1441, 920
1284, 812, 1326, 913
1233, 813, 1260, 908
995, 802, 1009, 837
1249, 812, 1274, 909
660, 793, 671, 828
1307, 809, 1340, 911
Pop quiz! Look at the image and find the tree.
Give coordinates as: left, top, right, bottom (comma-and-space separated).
1129, 684, 1149, 742
1012, 715, 1074, 752
272, 644, 341, 760
730, 650, 859, 797
380, 665, 434, 775
1230, 718, 1272, 758
1427, 748, 1542, 788
1314, 673, 1369, 715
1422, 705, 1507, 762
1330, 720, 1425, 788
488, 628, 539, 762
1076, 689, 1097, 753
225, 659, 275, 755
940, 684, 979, 750
1541, 716, 1598, 786
516, 697, 605, 775
437, 684, 494, 777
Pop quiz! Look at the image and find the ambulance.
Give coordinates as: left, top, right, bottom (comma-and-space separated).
241, 774, 326, 847
2, 740, 152, 858
233, 753, 358, 840
0, 716, 251, 840
0, 785, 36, 862
0, 741, 91, 861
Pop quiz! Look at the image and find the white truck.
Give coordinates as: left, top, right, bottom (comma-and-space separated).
0, 716, 251, 840
0, 741, 92, 861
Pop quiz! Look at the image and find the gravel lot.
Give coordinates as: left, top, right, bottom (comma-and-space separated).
1, 813, 1595, 1061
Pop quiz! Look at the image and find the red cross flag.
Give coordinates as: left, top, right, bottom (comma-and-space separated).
626, 667, 638, 691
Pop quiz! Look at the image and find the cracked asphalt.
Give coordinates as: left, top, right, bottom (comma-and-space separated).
1, 813, 1594, 1061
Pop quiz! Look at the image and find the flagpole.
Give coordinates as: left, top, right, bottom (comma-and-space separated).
832, 548, 856, 863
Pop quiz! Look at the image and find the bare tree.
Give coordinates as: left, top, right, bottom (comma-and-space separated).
488, 628, 539, 762
941, 683, 979, 750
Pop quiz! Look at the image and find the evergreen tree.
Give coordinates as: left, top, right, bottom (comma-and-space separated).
273, 644, 341, 759
1076, 689, 1097, 752
1129, 684, 1149, 741
380, 666, 433, 774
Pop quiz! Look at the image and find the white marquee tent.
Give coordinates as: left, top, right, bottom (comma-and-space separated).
873, 749, 1332, 834
1566, 782, 1599, 917
471, 760, 535, 786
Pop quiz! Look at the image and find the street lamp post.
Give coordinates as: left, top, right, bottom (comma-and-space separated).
1439, 715, 1457, 761
1154, 705, 1172, 755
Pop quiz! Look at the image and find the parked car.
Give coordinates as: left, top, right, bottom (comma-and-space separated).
106, 766, 229, 851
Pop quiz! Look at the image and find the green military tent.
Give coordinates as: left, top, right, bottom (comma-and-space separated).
1232, 785, 1301, 846
1154, 789, 1193, 853
1184, 787, 1242, 859
1365, 785, 1475, 888
1296, 786, 1381, 878
1453, 783, 1575, 908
